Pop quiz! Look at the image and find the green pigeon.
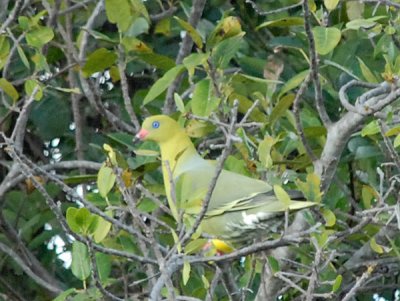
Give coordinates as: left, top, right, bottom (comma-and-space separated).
136, 115, 315, 243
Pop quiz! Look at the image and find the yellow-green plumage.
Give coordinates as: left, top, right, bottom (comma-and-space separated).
137, 115, 314, 241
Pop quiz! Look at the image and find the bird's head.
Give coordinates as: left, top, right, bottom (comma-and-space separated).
136, 115, 182, 143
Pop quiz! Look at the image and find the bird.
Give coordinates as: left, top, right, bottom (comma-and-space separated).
136, 115, 315, 245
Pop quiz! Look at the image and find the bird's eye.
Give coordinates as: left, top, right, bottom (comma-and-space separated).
152, 121, 160, 129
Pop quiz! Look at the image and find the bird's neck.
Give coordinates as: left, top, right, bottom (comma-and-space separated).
159, 130, 197, 175
159, 130, 198, 219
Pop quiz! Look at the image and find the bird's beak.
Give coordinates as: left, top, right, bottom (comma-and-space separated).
135, 128, 149, 141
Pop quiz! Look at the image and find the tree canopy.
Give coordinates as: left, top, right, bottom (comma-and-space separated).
0, 0, 399, 300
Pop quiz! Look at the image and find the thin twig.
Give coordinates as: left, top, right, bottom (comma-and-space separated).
86, 240, 124, 301
303, 0, 331, 127
0, 0, 23, 33
341, 266, 374, 301
118, 45, 140, 130
163, 0, 207, 113
0, 241, 62, 294
292, 72, 317, 161
245, 0, 302, 16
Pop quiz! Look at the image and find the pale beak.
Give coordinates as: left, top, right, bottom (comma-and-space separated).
135, 128, 149, 141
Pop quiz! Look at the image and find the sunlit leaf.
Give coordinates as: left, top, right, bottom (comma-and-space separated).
370, 237, 384, 254
273, 185, 291, 209
97, 164, 116, 198
191, 79, 220, 117
143, 65, 185, 105
278, 70, 309, 99
267, 255, 280, 274
361, 120, 380, 137
296, 173, 322, 203
174, 93, 186, 113
0, 78, 19, 102
105, 0, 132, 31
312, 26, 341, 55
82, 48, 117, 77
26, 26, 54, 48
257, 17, 304, 29
182, 261, 191, 285
332, 275, 343, 292
71, 241, 90, 280
357, 57, 379, 83
93, 211, 113, 243
324, 0, 340, 11
174, 17, 203, 48
321, 208, 336, 227
270, 93, 295, 125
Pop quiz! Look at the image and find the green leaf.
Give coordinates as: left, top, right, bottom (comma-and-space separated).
321, 208, 336, 227
269, 94, 295, 125
185, 238, 208, 254
81, 48, 118, 77
97, 164, 116, 198
324, 0, 340, 11
26, 26, 54, 48
182, 261, 191, 285
258, 136, 276, 169
86, 29, 118, 44
346, 1, 365, 20
130, 0, 150, 22
385, 125, 400, 136
370, 237, 384, 254
273, 185, 291, 209
137, 52, 175, 71
201, 275, 210, 289
357, 57, 379, 83
267, 255, 280, 274
0, 36, 10, 58
171, 229, 181, 253
18, 16, 30, 30
211, 34, 244, 69
257, 17, 304, 29
105, 0, 132, 32
185, 119, 215, 138
52, 87, 81, 94
0, 78, 19, 102
71, 241, 91, 281
296, 173, 322, 203
332, 275, 342, 292
278, 70, 309, 99
174, 93, 186, 113
394, 134, 400, 148
92, 211, 113, 243
122, 37, 152, 53
361, 185, 376, 209
95, 252, 112, 283
346, 16, 387, 30
17, 45, 30, 69
31, 51, 49, 72
361, 120, 379, 137
24, 79, 43, 101
143, 65, 185, 105
312, 26, 341, 55
137, 198, 157, 212
66, 207, 80, 233
53, 288, 76, 301
182, 52, 209, 78
174, 17, 203, 48
134, 149, 160, 157
191, 79, 220, 117
127, 17, 149, 37
75, 207, 92, 234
